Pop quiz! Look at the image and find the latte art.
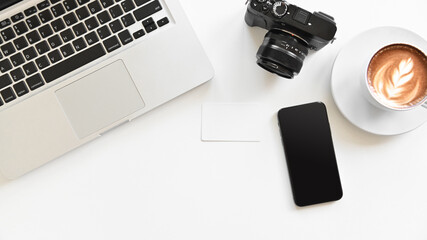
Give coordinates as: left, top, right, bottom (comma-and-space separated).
367, 44, 427, 109
371, 58, 418, 106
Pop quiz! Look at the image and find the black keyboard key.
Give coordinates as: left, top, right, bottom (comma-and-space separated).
63, 0, 78, 11
142, 17, 157, 33
134, 0, 162, 21
0, 59, 12, 73
26, 74, 45, 90
39, 24, 54, 38
1, 27, 16, 41
26, 30, 41, 44
35, 55, 50, 70
48, 49, 62, 63
10, 53, 25, 67
60, 43, 75, 57
77, 0, 91, 4
63, 12, 78, 26
0, 97, 2, 106
72, 23, 87, 36
73, 37, 87, 51
85, 31, 99, 45
97, 10, 111, 25
48, 34, 62, 48
13, 21, 29, 35
23, 47, 38, 61
26, 16, 41, 29
0, 19, 11, 29
100, 0, 115, 8
10, 68, 25, 82
121, 0, 135, 12
47, 34, 63, 49
76, 6, 90, 20
134, 0, 151, 6
0, 74, 12, 89
11, 13, 25, 23
39, 9, 54, 23
51, 18, 66, 32
121, 14, 135, 27
60, 29, 75, 42
144, 23, 157, 33
97, 25, 111, 39
74, 0, 91, 5
157, 17, 169, 27
37, 1, 51, 10
103, 35, 120, 52
43, 43, 106, 83
109, 19, 123, 33
1, 43, 16, 57
88, 1, 102, 14
85, 17, 99, 31
13, 81, 29, 96
142, 17, 154, 27
51, 3, 66, 17
13, 36, 28, 50
51, 0, 62, 4
23, 62, 38, 76
132, 29, 144, 39
35, 41, 50, 54
1, 87, 16, 103
109, 5, 124, 18
24, 7, 38, 17
118, 29, 132, 45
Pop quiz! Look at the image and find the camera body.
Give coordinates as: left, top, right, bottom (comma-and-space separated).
245, 0, 337, 78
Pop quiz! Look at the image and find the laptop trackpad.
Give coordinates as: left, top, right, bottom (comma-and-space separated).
56, 60, 145, 139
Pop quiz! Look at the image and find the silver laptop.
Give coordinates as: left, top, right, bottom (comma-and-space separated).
0, 0, 214, 179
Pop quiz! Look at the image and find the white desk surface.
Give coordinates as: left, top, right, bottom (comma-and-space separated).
1, 0, 427, 239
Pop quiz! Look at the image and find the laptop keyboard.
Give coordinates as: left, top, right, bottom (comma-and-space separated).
0, 0, 170, 107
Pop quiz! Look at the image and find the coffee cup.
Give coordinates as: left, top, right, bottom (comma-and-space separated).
360, 43, 427, 111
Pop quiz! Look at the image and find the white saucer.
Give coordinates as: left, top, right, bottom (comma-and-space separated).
331, 26, 427, 135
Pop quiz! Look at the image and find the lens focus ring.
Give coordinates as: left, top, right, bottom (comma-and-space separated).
255, 30, 309, 79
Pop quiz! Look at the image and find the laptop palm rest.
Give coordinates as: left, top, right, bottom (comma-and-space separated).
55, 60, 145, 139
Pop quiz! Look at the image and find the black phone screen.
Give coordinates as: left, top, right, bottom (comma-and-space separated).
278, 102, 343, 206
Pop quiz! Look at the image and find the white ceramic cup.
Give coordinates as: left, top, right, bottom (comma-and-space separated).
360, 43, 427, 111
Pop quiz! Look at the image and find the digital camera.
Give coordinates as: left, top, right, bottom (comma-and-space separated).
245, 0, 337, 78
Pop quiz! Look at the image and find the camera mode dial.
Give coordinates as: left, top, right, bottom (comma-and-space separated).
272, 1, 288, 18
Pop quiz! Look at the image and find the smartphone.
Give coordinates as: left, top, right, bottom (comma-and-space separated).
278, 102, 343, 207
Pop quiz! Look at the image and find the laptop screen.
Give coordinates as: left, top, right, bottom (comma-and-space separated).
0, 0, 22, 11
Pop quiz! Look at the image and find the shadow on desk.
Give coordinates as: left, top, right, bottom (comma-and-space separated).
294, 200, 338, 210
329, 101, 394, 146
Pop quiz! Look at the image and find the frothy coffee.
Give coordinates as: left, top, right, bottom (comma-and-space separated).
367, 44, 427, 109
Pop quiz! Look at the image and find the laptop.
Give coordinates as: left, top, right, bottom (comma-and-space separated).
0, 0, 214, 179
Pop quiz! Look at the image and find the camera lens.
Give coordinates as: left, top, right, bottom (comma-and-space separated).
256, 29, 309, 79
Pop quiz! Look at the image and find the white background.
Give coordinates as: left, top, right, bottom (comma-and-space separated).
1, 0, 427, 239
